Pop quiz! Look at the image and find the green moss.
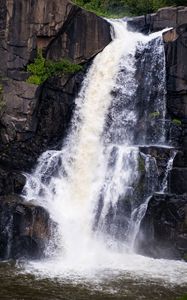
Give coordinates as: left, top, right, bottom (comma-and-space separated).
178, 295, 187, 300
138, 155, 145, 172
183, 253, 187, 262
172, 119, 182, 126
149, 111, 160, 119
27, 50, 83, 85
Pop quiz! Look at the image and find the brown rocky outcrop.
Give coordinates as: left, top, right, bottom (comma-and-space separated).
0, 0, 111, 80
0, 0, 111, 193
138, 193, 187, 260
0, 0, 111, 259
127, 6, 187, 33
163, 24, 187, 195
125, 6, 187, 260
137, 16, 187, 259
0, 195, 54, 259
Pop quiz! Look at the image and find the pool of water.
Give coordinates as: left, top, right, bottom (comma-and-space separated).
0, 259, 187, 300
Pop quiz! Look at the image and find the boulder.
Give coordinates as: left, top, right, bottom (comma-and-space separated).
0, 195, 54, 259
137, 193, 187, 260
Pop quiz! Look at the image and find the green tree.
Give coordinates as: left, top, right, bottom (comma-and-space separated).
27, 50, 82, 85
73, 0, 187, 16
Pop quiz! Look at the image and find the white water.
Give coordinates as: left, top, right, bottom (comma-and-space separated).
23, 20, 187, 286
161, 150, 177, 192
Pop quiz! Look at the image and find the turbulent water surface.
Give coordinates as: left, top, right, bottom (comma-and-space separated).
3, 20, 187, 299
0, 261, 187, 300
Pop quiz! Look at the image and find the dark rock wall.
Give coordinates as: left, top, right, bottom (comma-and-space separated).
138, 194, 187, 260
0, 0, 111, 193
137, 14, 187, 260
127, 6, 187, 33
0, 195, 54, 259
0, 0, 111, 259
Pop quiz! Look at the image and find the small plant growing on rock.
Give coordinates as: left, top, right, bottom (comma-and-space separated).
172, 118, 182, 126
138, 154, 145, 172
149, 111, 160, 118
27, 50, 83, 85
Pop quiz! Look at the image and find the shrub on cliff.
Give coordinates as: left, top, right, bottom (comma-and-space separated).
74, 0, 187, 16
27, 50, 82, 85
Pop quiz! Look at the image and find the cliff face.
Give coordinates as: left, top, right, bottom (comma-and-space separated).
0, 0, 111, 80
127, 6, 187, 33
0, 0, 111, 191
134, 16, 187, 260
0, 0, 111, 259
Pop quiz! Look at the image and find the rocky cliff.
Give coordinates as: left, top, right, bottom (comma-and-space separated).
0, 0, 111, 174
130, 11, 187, 260
0, 0, 111, 259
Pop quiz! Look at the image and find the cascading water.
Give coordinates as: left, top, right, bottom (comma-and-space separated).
161, 150, 177, 192
22, 20, 187, 284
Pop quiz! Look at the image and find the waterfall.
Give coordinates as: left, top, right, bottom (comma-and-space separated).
23, 20, 169, 265
161, 150, 177, 192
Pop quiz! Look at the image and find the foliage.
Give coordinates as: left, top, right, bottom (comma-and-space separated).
27, 50, 83, 85
74, 0, 130, 17
172, 118, 182, 126
73, 0, 187, 17
149, 111, 160, 118
138, 155, 145, 172
179, 295, 187, 300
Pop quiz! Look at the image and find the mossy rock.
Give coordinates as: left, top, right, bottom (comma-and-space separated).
183, 253, 187, 262
172, 119, 182, 126
138, 154, 145, 172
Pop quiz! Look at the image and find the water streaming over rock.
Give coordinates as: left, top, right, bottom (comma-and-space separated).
161, 150, 177, 193
23, 20, 179, 274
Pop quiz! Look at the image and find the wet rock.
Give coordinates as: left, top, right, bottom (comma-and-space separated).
0, 169, 26, 196
173, 150, 187, 168
137, 193, 187, 260
127, 7, 187, 33
164, 24, 187, 149
139, 146, 174, 182
169, 168, 187, 194
0, 195, 53, 259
